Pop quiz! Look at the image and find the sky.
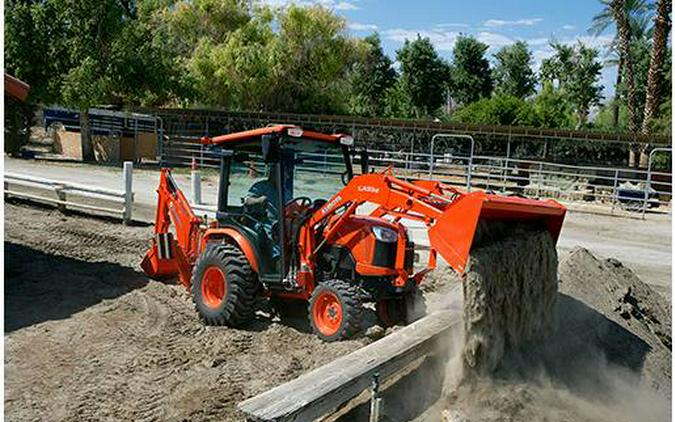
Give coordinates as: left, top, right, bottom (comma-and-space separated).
265, 0, 620, 100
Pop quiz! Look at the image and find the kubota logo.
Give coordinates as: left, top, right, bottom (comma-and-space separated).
322, 196, 342, 215
358, 186, 379, 193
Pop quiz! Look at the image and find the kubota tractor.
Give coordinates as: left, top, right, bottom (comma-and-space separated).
141, 126, 566, 341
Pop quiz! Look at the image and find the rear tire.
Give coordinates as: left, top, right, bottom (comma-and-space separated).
191, 244, 258, 326
309, 279, 362, 341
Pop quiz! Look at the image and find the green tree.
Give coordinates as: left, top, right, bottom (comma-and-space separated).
382, 80, 417, 119
348, 33, 397, 117
182, 4, 361, 113
452, 94, 536, 126
492, 41, 536, 99
531, 82, 576, 129
396, 36, 451, 116
449, 35, 493, 105
540, 42, 604, 127
5, 0, 184, 107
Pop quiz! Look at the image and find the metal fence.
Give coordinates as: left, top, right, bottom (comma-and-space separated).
4, 162, 135, 223
158, 132, 671, 218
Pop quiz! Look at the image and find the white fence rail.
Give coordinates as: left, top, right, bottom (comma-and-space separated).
4, 162, 134, 223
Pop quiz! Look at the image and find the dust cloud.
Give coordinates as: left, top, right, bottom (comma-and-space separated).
428, 225, 671, 422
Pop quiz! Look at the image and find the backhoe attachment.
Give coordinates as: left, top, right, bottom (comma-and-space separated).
140, 169, 203, 287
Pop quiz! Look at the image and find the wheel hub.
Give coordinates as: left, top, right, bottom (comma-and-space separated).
313, 291, 343, 336
202, 266, 226, 309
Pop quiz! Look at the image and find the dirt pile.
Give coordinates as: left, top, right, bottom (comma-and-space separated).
462, 224, 558, 374
427, 246, 671, 422
4, 202, 366, 421
558, 247, 672, 397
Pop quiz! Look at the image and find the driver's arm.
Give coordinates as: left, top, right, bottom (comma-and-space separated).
244, 181, 269, 216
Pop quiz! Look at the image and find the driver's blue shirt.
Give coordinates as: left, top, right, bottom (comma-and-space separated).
246, 179, 281, 262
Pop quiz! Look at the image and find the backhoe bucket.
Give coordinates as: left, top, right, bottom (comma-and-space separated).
140, 235, 179, 280
428, 192, 566, 273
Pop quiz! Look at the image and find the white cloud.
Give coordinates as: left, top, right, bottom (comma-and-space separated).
382, 28, 460, 51
260, 0, 359, 10
435, 23, 470, 29
477, 32, 514, 48
348, 22, 378, 31
383, 28, 515, 52
333, 1, 359, 10
562, 24, 575, 30
483, 17, 543, 27
526, 37, 550, 46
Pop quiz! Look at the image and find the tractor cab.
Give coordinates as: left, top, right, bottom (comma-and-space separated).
202, 125, 356, 286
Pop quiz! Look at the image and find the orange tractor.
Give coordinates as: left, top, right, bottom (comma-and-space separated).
141, 126, 566, 341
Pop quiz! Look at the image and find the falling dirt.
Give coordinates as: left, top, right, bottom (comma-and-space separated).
4, 202, 366, 421
461, 222, 558, 374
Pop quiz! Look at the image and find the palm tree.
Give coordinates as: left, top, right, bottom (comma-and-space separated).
642, 0, 672, 134
611, 0, 639, 133
590, 0, 653, 129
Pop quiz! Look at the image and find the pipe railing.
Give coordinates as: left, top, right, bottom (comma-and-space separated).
162, 134, 672, 217
4, 162, 134, 223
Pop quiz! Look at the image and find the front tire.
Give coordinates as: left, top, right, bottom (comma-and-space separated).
309, 279, 363, 341
376, 289, 427, 327
191, 244, 258, 326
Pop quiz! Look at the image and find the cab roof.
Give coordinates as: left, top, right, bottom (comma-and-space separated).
200, 125, 352, 146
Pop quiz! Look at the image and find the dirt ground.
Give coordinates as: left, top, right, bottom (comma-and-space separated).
5, 200, 672, 422
4, 202, 367, 421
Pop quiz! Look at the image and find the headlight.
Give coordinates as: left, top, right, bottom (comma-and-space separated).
372, 226, 398, 243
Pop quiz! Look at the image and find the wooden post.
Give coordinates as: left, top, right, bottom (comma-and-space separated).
80, 109, 94, 162
122, 161, 133, 224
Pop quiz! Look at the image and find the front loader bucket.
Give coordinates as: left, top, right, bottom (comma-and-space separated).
428, 192, 566, 273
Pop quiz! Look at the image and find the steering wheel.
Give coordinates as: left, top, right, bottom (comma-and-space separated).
284, 196, 313, 209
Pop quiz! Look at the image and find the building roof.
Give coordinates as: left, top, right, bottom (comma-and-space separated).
5, 74, 30, 102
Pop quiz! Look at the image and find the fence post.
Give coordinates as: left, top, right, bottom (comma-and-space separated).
123, 161, 133, 225
55, 185, 67, 213
611, 169, 619, 214
191, 157, 202, 205
535, 162, 543, 198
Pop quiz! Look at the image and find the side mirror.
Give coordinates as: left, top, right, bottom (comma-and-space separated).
261, 134, 279, 162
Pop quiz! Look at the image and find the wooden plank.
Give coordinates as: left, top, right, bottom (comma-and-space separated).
238, 311, 461, 422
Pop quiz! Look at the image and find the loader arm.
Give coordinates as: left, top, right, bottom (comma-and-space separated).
307, 172, 566, 275
141, 168, 203, 287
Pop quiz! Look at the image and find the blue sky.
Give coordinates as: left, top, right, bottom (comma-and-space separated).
266, 0, 619, 100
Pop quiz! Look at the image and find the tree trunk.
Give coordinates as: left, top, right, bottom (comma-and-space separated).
611, 0, 639, 167
612, 54, 623, 128
641, 0, 672, 134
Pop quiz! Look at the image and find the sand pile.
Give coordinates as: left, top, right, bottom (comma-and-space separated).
431, 247, 671, 422
462, 222, 558, 374
558, 247, 671, 397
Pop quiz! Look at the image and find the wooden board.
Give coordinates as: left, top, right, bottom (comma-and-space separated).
238, 311, 461, 422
